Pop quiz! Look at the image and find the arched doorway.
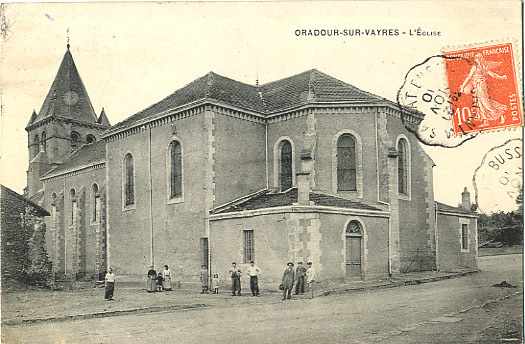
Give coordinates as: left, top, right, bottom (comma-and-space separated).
345, 220, 363, 280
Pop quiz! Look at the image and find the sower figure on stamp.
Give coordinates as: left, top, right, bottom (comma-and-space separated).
460, 53, 508, 126
104, 268, 115, 301
281, 262, 295, 300
200, 264, 209, 294
229, 262, 242, 296
246, 260, 261, 297
294, 261, 307, 295
306, 262, 316, 299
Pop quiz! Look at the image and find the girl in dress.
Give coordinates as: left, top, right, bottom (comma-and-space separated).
212, 274, 219, 294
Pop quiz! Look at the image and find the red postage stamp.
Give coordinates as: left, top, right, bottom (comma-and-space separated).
444, 43, 522, 135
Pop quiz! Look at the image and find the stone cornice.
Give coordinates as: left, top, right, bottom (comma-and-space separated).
102, 100, 423, 142
208, 204, 390, 221
41, 162, 105, 182
436, 210, 478, 219
26, 116, 109, 132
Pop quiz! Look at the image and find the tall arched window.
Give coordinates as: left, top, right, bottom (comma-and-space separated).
71, 132, 80, 151
123, 154, 135, 207
337, 134, 357, 191
280, 140, 293, 191
168, 140, 182, 199
69, 188, 76, 225
86, 134, 96, 144
92, 184, 99, 222
397, 138, 409, 195
34, 134, 40, 156
41, 131, 47, 152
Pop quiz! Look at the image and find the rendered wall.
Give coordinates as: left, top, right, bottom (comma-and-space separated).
209, 210, 389, 286
436, 214, 478, 271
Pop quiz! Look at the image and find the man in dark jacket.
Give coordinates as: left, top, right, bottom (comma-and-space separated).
294, 262, 307, 295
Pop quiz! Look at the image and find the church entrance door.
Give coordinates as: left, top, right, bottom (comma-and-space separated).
345, 235, 362, 280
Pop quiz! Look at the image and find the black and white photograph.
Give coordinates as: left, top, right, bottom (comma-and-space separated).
0, 1, 523, 343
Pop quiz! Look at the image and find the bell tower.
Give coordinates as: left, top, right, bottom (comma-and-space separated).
25, 44, 111, 197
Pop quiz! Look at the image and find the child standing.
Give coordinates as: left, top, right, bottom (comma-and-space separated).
212, 274, 219, 294
156, 269, 164, 292
200, 265, 209, 294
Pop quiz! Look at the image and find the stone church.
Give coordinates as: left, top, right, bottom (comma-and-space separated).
25, 46, 478, 284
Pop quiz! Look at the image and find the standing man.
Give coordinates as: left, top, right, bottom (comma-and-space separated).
246, 261, 261, 297
229, 262, 242, 296
104, 268, 115, 301
306, 262, 316, 299
294, 262, 307, 295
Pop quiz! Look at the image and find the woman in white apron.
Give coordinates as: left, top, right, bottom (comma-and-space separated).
162, 265, 173, 291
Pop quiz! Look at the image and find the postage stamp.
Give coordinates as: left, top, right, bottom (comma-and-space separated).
443, 43, 522, 135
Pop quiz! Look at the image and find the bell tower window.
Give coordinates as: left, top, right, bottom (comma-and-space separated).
71, 132, 80, 151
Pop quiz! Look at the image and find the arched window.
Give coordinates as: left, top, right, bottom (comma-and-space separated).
337, 134, 357, 191
86, 134, 96, 144
168, 140, 182, 199
279, 140, 293, 191
346, 220, 362, 235
92, 184, 99, 222
41, 131, 47, 152
71, 132, 80, 151
34, 134, 40, 156
69, 189, 76, 225
397, 138, 409, 195
123, 154, 135, 207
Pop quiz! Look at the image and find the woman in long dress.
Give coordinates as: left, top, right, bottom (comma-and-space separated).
147, 266, 157, 293
162, 265, 172, 291
281, 262, 295, 300
460, 53, 508, 125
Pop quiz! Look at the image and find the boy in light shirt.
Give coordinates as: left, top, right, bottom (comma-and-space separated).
306, 262, 316, 299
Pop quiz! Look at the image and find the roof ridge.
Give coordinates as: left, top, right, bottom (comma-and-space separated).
260, 69, 317, 87
310, 69, 385, 101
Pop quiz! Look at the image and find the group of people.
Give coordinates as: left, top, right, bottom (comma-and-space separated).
103, 260, 317, 301
216, 260, 317, 300
281, 261, 316, 300
146, 265, 173, 292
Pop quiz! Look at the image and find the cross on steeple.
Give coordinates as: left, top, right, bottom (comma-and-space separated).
67, 28, 70, 50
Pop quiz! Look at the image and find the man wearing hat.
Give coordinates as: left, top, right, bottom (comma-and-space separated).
281, 262, 295, 300
294, 262, 307, 295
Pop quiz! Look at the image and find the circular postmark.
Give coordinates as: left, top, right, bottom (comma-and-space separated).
473, 138, 523, 213
397, 55, 476, 148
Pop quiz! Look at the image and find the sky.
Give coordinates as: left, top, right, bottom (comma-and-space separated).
1, 1, 522, 212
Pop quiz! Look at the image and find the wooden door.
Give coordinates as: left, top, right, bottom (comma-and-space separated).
346, 236, 362, 279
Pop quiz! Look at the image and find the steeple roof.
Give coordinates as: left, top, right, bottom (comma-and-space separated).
97, 108, 111, 127
27, 48, 98, 129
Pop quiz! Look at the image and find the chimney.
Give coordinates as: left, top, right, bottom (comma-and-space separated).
296, 172, 311, 205
461, 187, 471, 210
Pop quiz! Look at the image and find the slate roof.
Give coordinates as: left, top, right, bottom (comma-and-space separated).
42, 140, 106, 179
0, 185, 50, 216
109, 69, 390, 133
211, 188, 382, 215
436, 201, 477, 215
27, 49, 99, 129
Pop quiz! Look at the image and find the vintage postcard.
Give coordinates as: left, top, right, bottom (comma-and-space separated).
1, 1, 523, 343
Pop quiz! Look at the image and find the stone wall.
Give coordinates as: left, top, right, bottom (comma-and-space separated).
1, 186, 52, 286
